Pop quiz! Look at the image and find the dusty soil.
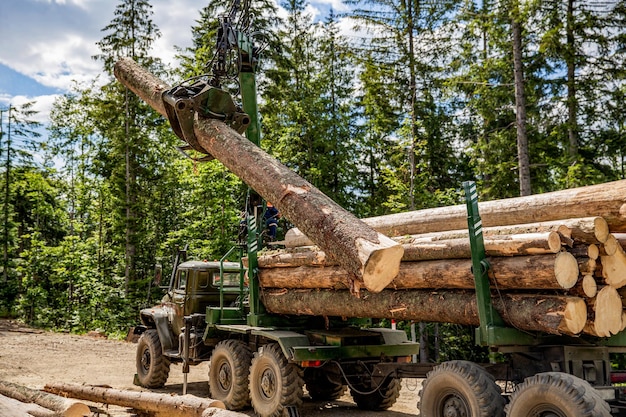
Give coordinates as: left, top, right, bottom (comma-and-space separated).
0, 320, 422, 416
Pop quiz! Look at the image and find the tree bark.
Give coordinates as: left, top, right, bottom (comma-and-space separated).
262, 231, 562, 266
511, 1, 531, 196
0, 381, 90, 417
43, 383, 237, 417
258, 253, 580, 291
113, 57, 403, 293
0, 393, 56, 417
400, 232, 562, 260
260, 289, 587, 336
285, 216, 612, 248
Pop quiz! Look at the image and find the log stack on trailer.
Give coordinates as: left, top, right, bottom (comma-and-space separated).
256, 180, 626, 339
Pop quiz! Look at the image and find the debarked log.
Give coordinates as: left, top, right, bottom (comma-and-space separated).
259, 231, 562, 266
363, 186, 625, 236
113, 57, 403, 293
43, 383, 241, 417
0, 381, 90, 417
260, 289, 587, 336
284, 217, 608, 251
258, 252, 580, 291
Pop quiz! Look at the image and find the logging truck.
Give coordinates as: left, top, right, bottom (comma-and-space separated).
121, 1, 626, 416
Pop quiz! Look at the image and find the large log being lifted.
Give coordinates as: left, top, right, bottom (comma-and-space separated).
260, 289, 587, 336
113, 57, 403, 293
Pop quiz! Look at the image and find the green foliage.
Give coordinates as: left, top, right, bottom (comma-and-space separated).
3, 0, 625, 363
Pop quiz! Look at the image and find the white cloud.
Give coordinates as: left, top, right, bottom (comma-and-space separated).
0, 0, 198, 94
0, 94, 60, 125
0, 0, 198, 134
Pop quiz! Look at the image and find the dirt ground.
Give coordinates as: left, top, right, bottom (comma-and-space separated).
0, 320, 422, 416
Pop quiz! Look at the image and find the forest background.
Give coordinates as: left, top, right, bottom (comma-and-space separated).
0, 0, 624, 362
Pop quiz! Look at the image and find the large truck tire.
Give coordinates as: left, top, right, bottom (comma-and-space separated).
350, 377, 400, 411
419, 360, 504, 417
249, 343, 303, 417
135, 329, 170, 388
304, 367, 346, 401
505, 372, 611, 417
209, 340, 252, 410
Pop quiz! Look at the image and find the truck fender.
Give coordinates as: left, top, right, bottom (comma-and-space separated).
141, 309, 176, 352
251, 329, 310, 361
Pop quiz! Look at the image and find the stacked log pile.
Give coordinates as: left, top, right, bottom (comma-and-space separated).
257, 180, 626, 338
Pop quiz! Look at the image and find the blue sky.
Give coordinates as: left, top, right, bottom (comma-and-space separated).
0, 0, 346, 138
0, 0, 204, 129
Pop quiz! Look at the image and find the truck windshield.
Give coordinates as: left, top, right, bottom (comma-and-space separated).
213, 271, 241, 287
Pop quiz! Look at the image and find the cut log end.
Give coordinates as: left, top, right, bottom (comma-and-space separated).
359, 235, 404, 293
66, 403, 92, 417
554, 251, 579, 289
582, 275, 598, 298
547, 231, 562, 253
594, 217, 610, 243
560, 297, 588, 335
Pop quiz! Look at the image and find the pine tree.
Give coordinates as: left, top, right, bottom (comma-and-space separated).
0, 102, 41, 288
536, 0, 625, 187
93, 0, 166, 295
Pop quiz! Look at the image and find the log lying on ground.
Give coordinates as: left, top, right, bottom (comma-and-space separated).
0, 381, 90, 417
0, 393, 59, 417
113, 57, 402, 293
261, 289, 587, 336
258, 252, 580, 291
43, 383, 242, 417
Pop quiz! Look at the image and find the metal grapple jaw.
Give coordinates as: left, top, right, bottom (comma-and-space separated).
162, 79, 251, 162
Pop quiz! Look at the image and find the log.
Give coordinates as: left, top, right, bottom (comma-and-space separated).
284, 217, 608, 249
261, 231, 562, 266
260, 289, 587, 336
583, 286, 623, 337
0, 381, 90, 417
582, 275, 598, 298
577, 257, 597, 276
0, 393, 58, 417
364, 186, 626, 236
401, 232, 562, 260
113, 57, 403, 293
43, 383, 237, 417
600, 235, 626, 288
569, 244, 599, 260
258, 253, 580, 291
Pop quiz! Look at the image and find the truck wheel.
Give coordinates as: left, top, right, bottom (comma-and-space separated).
419, 360, 504, 417
135, 329, 170, 388
350, 377, 401, 411
505, 372, 611, 417
249, 343, 303, 417
304, 367, 346, 401
208, 340, 252, 410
